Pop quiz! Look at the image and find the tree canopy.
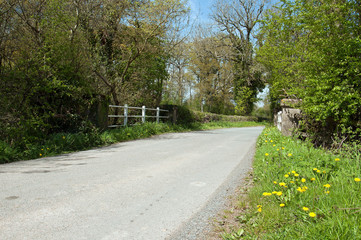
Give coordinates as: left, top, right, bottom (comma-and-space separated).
257, 0, 361, 144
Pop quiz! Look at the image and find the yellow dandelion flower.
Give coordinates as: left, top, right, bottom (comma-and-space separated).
311, 178, 316, 181
291, 171, 296, 174
288, 153, 292, 157
284, 174, 289, 178
290, 181, 295, 184
258, 208, 262, 213
46, 148, 49, 150
304, 186, 308, 190
270, 140, 273, 142
301, 178, 306, 183
294, 173, 300, 177
279, 182, 286, 187
297, 187, 307, 193
302, 207, 309, 211
323, 184, 331, 188
323, 171, 326, 174
41, 149, 43, 151
273, 144, 276, 147
265, 153, 269, 156
265, 140, 268, 143
313, 168, 318, 171
309, 212, 316, 218
39, 153, 42, 157
277, 149, 280, 151
276, 191, 283, 196
62, 136, 66, 139
262, 192, 272, 196
272, 191, 278, 195
282, 147, 285, 150
317, 170, 321, 173
335, 158, 340, 161
280, 203, 285, 207
257, 205, 262, 208
354, 178, 360, 182
273, 181, 278, 184
325, 190, 330, 194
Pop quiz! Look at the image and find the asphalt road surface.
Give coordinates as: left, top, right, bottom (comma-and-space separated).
0, 127, 264, 240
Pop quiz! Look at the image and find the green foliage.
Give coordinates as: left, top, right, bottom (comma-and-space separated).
222, 127, 361, 239
0, 0, 189, 148
258, 0, 361, 144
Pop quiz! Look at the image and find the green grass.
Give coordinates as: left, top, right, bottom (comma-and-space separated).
0, 121, 264, 164
221, 127, 361, 239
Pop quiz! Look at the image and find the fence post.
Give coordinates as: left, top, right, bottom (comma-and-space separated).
156, 107, 160, 123
124, 104, 128, 126
142, 105, 146, 123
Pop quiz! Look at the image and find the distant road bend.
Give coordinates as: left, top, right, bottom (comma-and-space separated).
0, 126, 264, 240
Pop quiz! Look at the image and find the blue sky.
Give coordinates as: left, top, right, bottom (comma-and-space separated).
188, 0, 214, 24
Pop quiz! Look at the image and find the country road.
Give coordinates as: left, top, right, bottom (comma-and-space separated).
0, 127, 264, 240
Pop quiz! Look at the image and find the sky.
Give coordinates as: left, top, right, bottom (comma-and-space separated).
188, 0, 215, 24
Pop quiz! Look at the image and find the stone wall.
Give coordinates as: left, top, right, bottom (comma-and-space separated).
278, 99, 302, 136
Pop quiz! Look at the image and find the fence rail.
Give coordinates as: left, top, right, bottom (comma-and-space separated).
108, 104, 169, 128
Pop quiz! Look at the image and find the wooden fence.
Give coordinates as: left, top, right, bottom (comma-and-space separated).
108, 105, 169, 128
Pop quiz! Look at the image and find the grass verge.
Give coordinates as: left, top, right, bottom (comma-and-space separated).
0, 121, 264, 164
213, 126, 361, 239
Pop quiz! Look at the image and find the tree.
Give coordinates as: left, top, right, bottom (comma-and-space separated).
212, 0, 266, 115
188, 29, 235, 114
258, 0, 361, 144
77, 0, 189, 107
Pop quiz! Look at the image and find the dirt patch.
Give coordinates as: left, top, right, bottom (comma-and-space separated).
201, 172, 255, 239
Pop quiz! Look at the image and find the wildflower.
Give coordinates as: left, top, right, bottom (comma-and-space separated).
257, 205, 262, 208
264, 134, 268, 136
273, 144, 276, 147
302, 207, 309, 212
317, 170, 321, 173
288, 153, 292, 157
276, 191, 283, 196
262, 192, 272, 196
62, 136, 66, 139
272, 191, 278, 195
309, 212, 316, 218
265, 153, 269, 156
290, 181, 295, 184
257, 207, 262, 213
313, 168, 318, 171
297, 187, 307, 193
354, 178, 360, 182
301, 178, 306, 183
277, 149, 280, 151
273, 181, 278, 184
325, 190, 330, 194
279, 182, 286, 187
323, 171, 326, 174
294, 173, 300, 177
291, 171, 296, 174
335, 158, 340, 162
270, 140, 273, 143
311, 178, 316, 181
265, 140, 268, 143
39, 153, 42, 157
323, 184, 331, 188
280, 203, 285, 207
282, 147, 285, 150
41, 149, 43, 151
284, 174, 289, 178
46, 148, 49, 150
